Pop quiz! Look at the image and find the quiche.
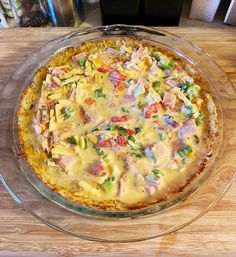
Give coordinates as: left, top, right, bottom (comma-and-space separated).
18, 38, 217, 211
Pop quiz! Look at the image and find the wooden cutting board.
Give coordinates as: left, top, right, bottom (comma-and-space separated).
0, 27, 236, 257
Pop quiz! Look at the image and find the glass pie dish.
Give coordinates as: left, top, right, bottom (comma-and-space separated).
0, 25, 235, 242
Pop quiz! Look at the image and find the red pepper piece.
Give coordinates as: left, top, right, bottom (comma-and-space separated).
125, 129, 135, 136
117, 136, 126, 146
145, 111, 152, 119
148, 103, 161, 113
85, 97, 96, 106
109, 70, 127, 81
98, 139, 113, 148
93, 164, 106, 176
98, 67, 110, 73
145, 103, 161, 119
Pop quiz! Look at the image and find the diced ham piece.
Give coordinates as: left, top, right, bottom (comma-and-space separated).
89, 161, 107, 177
109, 70, 127, 91
93, 164, 106, 176
180, 119, 198, 138
163, 115, 179, 128
69, 87, 76, 100
120, 44, 126, 53
56, 156, 74, 170
109, 70, 127, 82
123, 94, 136, 103
145, 176, 160, 188
166, 79, 180, 88
47, 81, 58, 90
35, 110, 42, 124
162, 91, 176, 109
131, 45, 145, 61
122, 155, 134, 171
72, 52, 86, 63
172, 139, 185, 151
124, 62, 141, 71
51, 67, 66, 77
111, 115, 130, 123
165, 69, 171, 77
106, 47, 121, 56
135, 173, 145, 186
145, 186, 156, 195
133, 81, 145, 97
184, 76, 194, 84
122, 155, 141, 173
123, 46, 145, 70
150, 61, 160, 76
152, 141, 170, 162
174, 64, 183, 72
132, 77, 147, 97
32, 124, 41, 135
31, 117, 42, 135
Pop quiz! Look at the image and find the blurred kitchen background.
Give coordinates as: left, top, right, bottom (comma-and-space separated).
0, 0, 235, 28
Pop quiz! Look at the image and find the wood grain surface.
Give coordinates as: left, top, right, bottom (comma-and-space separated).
0, 27, 236, 257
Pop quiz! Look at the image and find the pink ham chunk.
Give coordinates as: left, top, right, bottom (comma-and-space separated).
132, 77, 147, 97
123, 94, 136, 103
109, 70, 127, 82
131, 45, 145, 61
150, 61, 160, 75
180, 119, 198, 138
32, 124, 42, 135
72, 52, 86, 63
89, 161, 107, 177
106, 47, 121, 56
51, 67, 66, 77
47, 81, 58, 90
162, 91, 176, 109
56, 156, 74, 170
122, 155, 141, 173
69, 87, 76, 100
166, 79, 180, 88
145, 186, 156, 196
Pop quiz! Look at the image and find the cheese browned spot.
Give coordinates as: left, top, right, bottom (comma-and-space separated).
18, 38, 217, 211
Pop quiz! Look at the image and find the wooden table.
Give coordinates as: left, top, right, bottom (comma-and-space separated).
0, 27, 236, 257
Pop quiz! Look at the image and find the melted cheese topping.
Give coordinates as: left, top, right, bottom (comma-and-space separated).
18, 38, 217, 210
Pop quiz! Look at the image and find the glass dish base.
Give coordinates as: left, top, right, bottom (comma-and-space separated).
0, 25, 235, 242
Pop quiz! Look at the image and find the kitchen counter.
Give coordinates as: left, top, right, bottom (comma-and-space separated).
0, 27, 236, 257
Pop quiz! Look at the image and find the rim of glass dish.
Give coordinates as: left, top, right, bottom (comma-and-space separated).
0, 25, 235, 242
11, 25, 225, 219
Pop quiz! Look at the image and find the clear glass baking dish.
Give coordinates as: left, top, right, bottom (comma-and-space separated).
0, 25, 235, 242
